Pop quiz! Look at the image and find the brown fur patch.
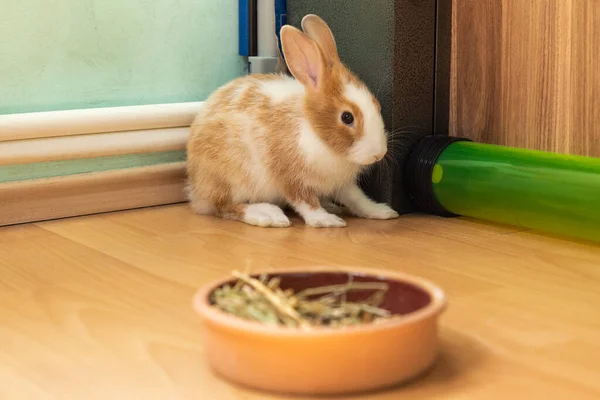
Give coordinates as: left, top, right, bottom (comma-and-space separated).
218, 204, 248, 220
304, 63, 368, 156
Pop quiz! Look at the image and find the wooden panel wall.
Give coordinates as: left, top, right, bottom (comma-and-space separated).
450, 0, 599, 157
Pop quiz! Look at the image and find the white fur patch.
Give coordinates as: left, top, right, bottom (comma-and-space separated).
297, 120, 359, 193
297, 120, 335, 163
259, 75, 305, 104
243, 203, 291, 227
221, 111, 281, 204
343, 84, 387, 165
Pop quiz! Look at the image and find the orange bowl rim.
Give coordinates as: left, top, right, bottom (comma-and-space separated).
192, 265, 447, 337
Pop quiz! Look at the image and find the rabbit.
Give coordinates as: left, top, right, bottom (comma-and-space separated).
185, 14, 399, 228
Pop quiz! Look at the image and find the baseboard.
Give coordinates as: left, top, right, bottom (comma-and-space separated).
0, 102, 201, 226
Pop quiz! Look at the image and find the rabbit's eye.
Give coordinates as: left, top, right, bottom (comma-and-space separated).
341, 111, 354, 125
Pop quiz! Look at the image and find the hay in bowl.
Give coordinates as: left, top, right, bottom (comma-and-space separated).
193, 266, 446, 395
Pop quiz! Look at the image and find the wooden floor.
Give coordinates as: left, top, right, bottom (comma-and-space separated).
1, 204, 600, 399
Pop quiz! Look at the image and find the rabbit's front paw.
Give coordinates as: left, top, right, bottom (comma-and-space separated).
305, 212, 347, 228
361, 203, 400, 220
243, 203, 291, 228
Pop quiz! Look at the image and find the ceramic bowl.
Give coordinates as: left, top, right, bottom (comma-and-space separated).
192, 266, 447, 396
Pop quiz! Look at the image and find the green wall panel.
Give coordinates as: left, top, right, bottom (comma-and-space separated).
0, 0, 245, 115
0, 150, 186, 183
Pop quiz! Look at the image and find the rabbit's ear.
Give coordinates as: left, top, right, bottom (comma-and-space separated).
274, 32, 290, 75
301, 14, 340, 67
280, 25, 324, 89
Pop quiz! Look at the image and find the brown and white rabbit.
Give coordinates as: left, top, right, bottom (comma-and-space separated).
185, 14, 399, 228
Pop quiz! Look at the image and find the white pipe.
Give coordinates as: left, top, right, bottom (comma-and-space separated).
256, 0, 277, 57
0, 127, 189, 166
0, 101, 204, 142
